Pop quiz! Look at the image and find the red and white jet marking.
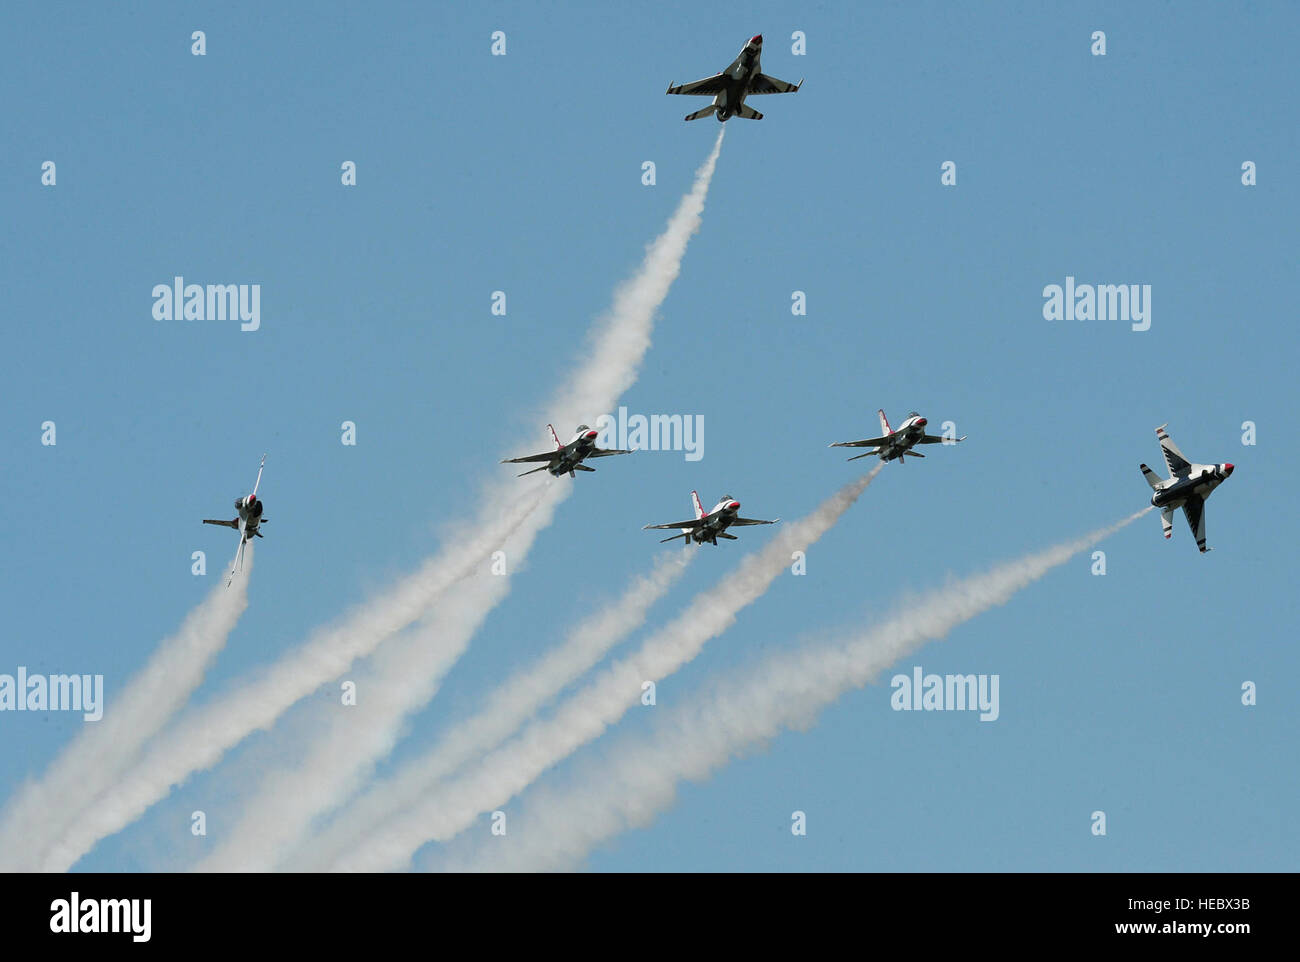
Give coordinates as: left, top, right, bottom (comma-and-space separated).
501, 424, 632, 478
643, 490, 779, 546
830, 409, 966, 464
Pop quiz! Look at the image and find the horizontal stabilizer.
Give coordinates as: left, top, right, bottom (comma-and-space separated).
573, 464, 595, 472
1140, 463, 1164, 491
734, 103, 763, 120
684, 106, 716, 121
659, 531, 692, 544
516, 464, 551, 478
846, 450, 878, 462
203, 518, 239, 528
716, 532, 738, 539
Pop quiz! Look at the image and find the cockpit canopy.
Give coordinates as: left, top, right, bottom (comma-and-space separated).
720, 494, 735, 502
905, 411, 921, 420
575, 424, 590, 432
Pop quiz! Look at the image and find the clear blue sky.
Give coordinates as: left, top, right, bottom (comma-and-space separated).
2, 0, 1296, 871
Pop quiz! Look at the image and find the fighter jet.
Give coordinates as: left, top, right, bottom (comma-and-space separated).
203, 454, 267, 586
829, 410, 966, 463
502, 424, 632, 478
1140, 423, 1234, 553
665, 35, 802, 122
643, 491, 779, 545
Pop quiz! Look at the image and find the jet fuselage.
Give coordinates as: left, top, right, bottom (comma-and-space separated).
686, 499, 742, 543
549, 428, 600, 476
1150, 464, 1232, 509
713, 37, 763, 120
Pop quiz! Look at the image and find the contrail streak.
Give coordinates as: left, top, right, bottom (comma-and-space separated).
0, 546, 254, 871
437, 508, 1152, 872
37, 486, 551, 871
185, 131, 728, 872
288, 550, 692, 871
335, 466, 881, 872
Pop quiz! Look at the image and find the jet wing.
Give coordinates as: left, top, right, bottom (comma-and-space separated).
666, 74, 729, 96
587, 448, 633, 458
203, 518, 240, 528
917, 433, 967, 444
731, 517, 778, 526
1182, 497, 1208, 552
830, 436, 890, 448
748, 73, 802, 94
1155, 424, 1191, 476
643, 519, 706, 530
501, 451, 558, 464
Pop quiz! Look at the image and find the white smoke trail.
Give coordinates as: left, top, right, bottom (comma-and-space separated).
288, 550, 692, 871
0, 545, 254, 871
194, 510, 552, 871
334, 466, 881, 872
37, 485, 553, 872
438, 508, 1151, 872
184, 131, 728, 872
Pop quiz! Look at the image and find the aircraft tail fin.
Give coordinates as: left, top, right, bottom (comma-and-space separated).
684, 106, 716, 121
877, 409, 893, 436
1140, 463, 1164, 490
691, 490, 706, 519
547, 424, 563, 449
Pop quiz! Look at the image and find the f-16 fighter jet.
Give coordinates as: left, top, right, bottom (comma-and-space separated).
1140, 423, 1234, 553
829, 410, 966, 464
203, 454, 267, 586
643, 491, 779, 545
665, 35, 802, 121
502, 424, 632, 478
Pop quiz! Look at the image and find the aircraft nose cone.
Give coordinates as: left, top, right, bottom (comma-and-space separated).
916, 417, 927, 427
585, 431, 598, 439
751, 34, 762, 44
1224, 463, 1234, 475
729, 501, 741, 512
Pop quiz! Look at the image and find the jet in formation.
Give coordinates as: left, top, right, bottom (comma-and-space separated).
644, 491, 779, 545
1140, 423, 1234, 553
203, 454, 267, 586
829, 410, 966, 463
502, 424, 632, 478
666, 35, 802, 122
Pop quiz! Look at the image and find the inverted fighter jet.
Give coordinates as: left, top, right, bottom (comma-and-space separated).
643, 491, 778, 545
502, 424, 632, 478
829, 410, 966, 464
1140, 423, 1234, 553
203, 454, 267, 586
666, 35, 802, 121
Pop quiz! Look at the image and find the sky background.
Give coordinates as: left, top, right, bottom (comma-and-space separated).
2, 0, 1296, 871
